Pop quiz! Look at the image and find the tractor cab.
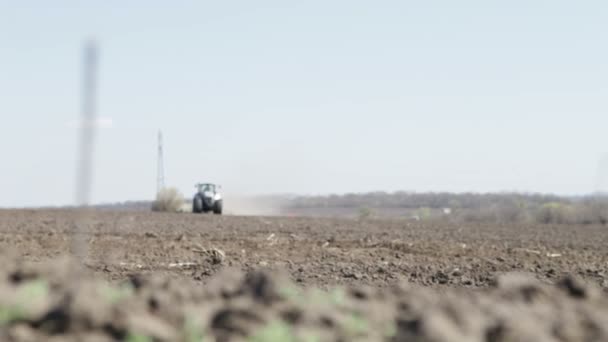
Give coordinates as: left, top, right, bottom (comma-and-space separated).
196, 183, 218, 194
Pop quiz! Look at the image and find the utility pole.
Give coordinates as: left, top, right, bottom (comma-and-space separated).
157, 130, 165, 194
75, 39, 98, 206
72, 39, 98, 260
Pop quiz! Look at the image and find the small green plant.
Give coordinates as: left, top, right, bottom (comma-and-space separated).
309, 288, 329, 306
125, 333, 152, 342
307, 288, 347, 308
183, 317, 205, 342
0, 279, 50, 324
300, 333, 321, 342
343, 313, 369, 336
0, 305, 26, 324
384, 322, 397, 338
415, 207, 432, 220
328, 288, 346, 306
249, 320, 295, 342
278, 285, 305, 304
18, 279, 49, 299
358, 207, 373, 220
100, 283, 133, 304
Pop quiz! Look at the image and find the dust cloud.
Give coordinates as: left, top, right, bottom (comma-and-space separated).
221, 194, 288, 216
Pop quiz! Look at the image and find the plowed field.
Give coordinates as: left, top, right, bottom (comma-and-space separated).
0, 209, 607, 341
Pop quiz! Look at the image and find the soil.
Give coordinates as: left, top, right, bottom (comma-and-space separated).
0, 209, 607, 341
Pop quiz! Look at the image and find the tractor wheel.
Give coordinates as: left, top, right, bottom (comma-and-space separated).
213, 200, 223, 215
192, 197, 203, 213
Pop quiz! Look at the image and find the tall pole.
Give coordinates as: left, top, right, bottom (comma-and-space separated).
72, 39, 98, 260
157, 130, 165, 194
76, 40, 98, 206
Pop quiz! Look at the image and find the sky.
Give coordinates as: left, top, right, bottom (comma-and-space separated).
0, 1, 607, 207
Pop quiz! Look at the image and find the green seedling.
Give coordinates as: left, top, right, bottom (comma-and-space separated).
416, 207, 432, 220
383, 322, 397, 338
308, 288, 347, 308
328, 288, 346, 306
358, 207, 373, 220
279, 285, 306, 305
0, 305, 26, 325
299, 333, 321, 342
183, 316, 205, 342
100, 283, 134, 304
343, 313, 369, 337
309, 288, 332, 306
279, 285, 301, 299
125, 333, 152, 342
18, 279, 49, 300
249, 320, 295, 342
0, 279, 50, 324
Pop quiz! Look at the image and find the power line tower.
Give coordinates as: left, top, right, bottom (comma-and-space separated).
157, 130, 165, 194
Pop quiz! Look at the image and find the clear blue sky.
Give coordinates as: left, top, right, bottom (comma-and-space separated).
1, 1, 607, 206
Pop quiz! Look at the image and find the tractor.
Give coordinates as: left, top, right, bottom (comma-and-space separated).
192, 183, 223, 214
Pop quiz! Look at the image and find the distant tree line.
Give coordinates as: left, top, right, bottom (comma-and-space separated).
284, 192, 608, 225
286, 192, 563, 209
82, 191, 608, 224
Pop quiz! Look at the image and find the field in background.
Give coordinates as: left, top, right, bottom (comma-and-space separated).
93, 191, 608, 224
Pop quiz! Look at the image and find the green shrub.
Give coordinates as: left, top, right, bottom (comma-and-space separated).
358, 207, 373, 220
